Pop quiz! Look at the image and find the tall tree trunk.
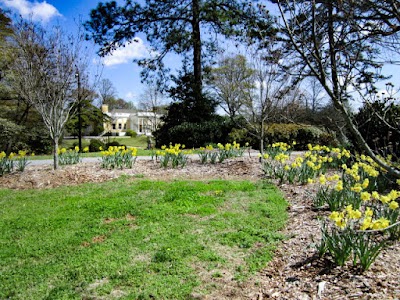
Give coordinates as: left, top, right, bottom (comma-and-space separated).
53, 137, 59, 170
260, 121, 264, 155
192, 0, 202, 102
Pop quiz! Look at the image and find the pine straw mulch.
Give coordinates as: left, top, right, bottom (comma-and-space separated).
0, 157, 398, 300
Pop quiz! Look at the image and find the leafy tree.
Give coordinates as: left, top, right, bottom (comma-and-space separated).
85, 0, 275, 107
65, 87, 106, 137
107, 98, 136, 110
210, 54, 255, 118
270, 0, 400, 178
0, 9, 13, 78
354, 92, 400, 159
0, 11, 52, 154
153, 69, 224, 147
210, 41, 295, 152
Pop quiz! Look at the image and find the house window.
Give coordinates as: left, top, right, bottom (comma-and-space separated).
139, 124, 143, 133
124, 124, 127, 130
118, 123, 122, 129
112, 123, 116, 130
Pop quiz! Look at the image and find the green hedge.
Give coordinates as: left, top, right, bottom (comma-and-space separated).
265, 123, 338, 149
154, 117, 235, 148
226, 123, 338, 150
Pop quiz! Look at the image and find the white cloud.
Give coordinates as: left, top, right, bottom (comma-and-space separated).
102, 38, 154, 67
125, 91, 137, 100
0, 0, 62, 23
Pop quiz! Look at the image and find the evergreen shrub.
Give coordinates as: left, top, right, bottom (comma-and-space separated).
125, 129, 137, 138
89, 139, 105, 152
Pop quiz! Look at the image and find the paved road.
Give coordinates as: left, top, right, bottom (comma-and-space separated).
27, 151, 266, 167
27, 156, 157, 166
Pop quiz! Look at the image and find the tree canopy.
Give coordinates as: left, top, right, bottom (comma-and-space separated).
85, 0, 275, 102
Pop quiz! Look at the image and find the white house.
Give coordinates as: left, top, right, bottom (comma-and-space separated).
101, 105, 163, 136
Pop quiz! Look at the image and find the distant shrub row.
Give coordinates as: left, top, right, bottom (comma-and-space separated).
154, 120, 337, 150
229, 123, 338, 150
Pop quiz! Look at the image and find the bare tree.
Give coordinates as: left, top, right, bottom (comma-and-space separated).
138, 83, 166, 132
273, 0, 400, 178
10, 20, 88, 169
98, 78, 116, 105
305, 77, 326, 114
239, 43, 294, 152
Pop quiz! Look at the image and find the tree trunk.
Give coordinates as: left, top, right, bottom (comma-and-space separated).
260, 121, 264, 155
192, 0, 202, 102
53, 137, 59, 170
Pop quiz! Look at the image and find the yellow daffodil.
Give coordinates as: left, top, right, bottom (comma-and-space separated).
360, 191, 371, 202
335, 180, 343, 191
389, 201, 399, 210
335, 218, 347, 229
360, 216, 372, 230
365, 207, 374, 217
351, 184, 363, 193
388, 190, 400, 201
362, 178, 369, 189
329, 211, 341, 221
380, 195, 390, 204
372, 191, 380, 200
371, 218, 390, 230
319, 174, 327, 185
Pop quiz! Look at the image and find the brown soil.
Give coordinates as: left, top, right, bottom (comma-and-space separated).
0, 157, 398, 300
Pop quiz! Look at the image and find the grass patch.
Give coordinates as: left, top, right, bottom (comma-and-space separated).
0, 179, 287, 299
29, 149, 154, 160
61, 136, 148, 149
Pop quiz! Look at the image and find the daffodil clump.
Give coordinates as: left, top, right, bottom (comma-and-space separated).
58, 146, 88, 165
262, 143, 344, 184
265, 142, 293, 159
307, 144, 351, 168
0, 150, 30, 176
101, 146, 137, 169
318, 202, 396, 271
198, 144, 217, 164
261, 142, 399, 271
156, 144, 191, 168
315, 154, 399, 271
218, 141, 244, 161
313, 173, 361, 210
198, 141, 244, 164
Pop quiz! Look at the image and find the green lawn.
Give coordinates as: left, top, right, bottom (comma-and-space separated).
29, 149, 154, 160
30, 136, 152, 160
0, 179, 287, 299
61, 136, 149, 149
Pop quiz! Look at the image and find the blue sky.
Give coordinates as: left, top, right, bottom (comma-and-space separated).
0, 0, 157, 105
1, 0, 398, 110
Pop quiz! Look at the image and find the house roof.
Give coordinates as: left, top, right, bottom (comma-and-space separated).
111, 109, 137, 114
137, 111, 163, 117
106, 109, 163, 119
